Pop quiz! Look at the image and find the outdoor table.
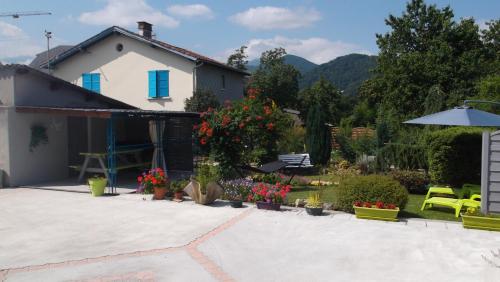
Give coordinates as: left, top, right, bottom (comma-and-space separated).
72, 148, 150, 182
424, 186, 456, 200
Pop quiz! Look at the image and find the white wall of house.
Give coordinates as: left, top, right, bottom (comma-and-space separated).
52, 34, 195, 111
7, 111, 69, 186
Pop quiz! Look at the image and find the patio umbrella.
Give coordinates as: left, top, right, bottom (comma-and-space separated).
403, 106, 500, 127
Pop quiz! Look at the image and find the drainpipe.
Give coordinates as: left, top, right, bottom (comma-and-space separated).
192, 61, 204, 94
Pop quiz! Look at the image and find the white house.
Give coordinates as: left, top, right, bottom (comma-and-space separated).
31, 22, 248, 111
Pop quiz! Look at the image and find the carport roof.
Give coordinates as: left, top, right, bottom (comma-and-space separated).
16, 106, 200, 119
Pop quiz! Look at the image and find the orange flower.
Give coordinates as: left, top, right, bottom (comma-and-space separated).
221, 115, 231, 127
206, 128, 213, 137
267, 122, 275, 131
243, 105, 250, 111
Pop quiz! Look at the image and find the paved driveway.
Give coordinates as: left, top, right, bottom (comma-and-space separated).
1, 188, 499, 282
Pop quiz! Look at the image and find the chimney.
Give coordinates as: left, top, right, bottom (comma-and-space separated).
137, 21, 153, 39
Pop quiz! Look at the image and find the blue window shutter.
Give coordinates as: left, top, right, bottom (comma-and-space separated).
82, 73, 92, 90
148, 71, 157, 98
157, 70, 169, 97
91, 73, 100, 93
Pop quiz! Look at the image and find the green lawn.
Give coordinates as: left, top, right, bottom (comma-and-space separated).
286, 176, 481, 222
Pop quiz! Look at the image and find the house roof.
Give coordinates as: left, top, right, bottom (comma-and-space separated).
29, 45, 74, 69
40, 26, 249, 75
1, 64, 136, 109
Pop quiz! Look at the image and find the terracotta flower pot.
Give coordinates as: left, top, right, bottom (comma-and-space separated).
174, 191, 184, 201
153, 187, 167, 200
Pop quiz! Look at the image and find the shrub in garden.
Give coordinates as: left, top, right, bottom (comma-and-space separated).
376, 143, 428, 171
195, 88, 289, 178
389, 170, 430, 194
333, 175, 408, 213
305, 103, 332, 165
425, 127, 483, 187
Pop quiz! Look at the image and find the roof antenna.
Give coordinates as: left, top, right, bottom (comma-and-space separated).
44, 30, 52, 73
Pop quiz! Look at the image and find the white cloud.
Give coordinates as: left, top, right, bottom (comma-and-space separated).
78, 0, 179, 28
221, 36, 370, 65
0, 21, 43, 63
229, 6, 321, 30
167, 4, 214, 19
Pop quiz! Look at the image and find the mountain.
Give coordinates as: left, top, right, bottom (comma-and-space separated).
246, 54, 318, 74
300, 54, 378, 96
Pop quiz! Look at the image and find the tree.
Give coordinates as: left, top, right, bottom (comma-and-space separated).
185, 89, 220, 112
374, 0, 495, 119
298, 77, 342, 125
305, 104, 332, 165
248, 48, 300, 108
227, 46, 248, 71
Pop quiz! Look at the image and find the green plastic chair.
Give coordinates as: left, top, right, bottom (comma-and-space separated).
421, 194, 481, 217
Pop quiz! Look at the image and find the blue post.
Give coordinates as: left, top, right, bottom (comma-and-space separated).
107, 117, 116, 193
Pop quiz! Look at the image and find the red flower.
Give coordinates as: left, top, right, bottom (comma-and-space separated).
206, 128, 213, 137
354, 201, 362, 207
192, 124, 198, 130
221, 115, 231, 127
200, 137, 207, 145
137, 176, 143, 183
375, 201, 384, 209
243, 105, 250, 112
256, 115, 263, 121
363, 202, 372, 208
239, 122, 245, 129
385, 203, 397, 210
266, 123, 274, 130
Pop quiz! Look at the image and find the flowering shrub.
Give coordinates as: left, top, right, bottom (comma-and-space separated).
195, 88, 289, 177
353, 201, 397, 210
249, 182, 291, 204
221, 178, 254, 201
137, 168, 167, 194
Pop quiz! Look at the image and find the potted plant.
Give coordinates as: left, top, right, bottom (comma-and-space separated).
249, 182, 291, 211
305, 192, 323, 216
184, 164, 223, 205
137, 168, 168, 200
461, 207, 500, 232
353, 201, 399, 221
88, 175, 107, 197
171, 179, 188, 202
221, 178, 253, 208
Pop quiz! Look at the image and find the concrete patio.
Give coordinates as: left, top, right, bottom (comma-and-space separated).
1, 188, 499, 282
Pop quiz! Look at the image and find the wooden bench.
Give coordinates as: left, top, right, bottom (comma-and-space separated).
278, 153, 314, 169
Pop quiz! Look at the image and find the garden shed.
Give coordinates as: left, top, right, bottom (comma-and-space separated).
0, 64, 198, 188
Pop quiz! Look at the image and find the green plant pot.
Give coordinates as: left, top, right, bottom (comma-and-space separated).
353, 206, 399, 222
461, 214, 500, 232
88, 178, 107, 197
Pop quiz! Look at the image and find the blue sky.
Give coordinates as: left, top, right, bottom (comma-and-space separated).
0, 0, 498, 65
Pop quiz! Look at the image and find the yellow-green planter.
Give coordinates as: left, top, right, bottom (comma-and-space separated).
88, 177, 107, 197
461, 214, 500, 232
353, 206, 400, 222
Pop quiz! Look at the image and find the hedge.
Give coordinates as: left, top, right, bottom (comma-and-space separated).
333, 175, 408, 213
376, 143, 428, 171
425, 127, 483, 187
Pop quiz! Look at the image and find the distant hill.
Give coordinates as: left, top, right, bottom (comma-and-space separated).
246, 54, 318, 75
246, 53, 377, 96
300, 54, 378, 96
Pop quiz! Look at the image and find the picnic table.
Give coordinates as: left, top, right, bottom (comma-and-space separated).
70, 148, 151, 182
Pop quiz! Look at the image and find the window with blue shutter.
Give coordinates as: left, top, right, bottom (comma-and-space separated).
82, 73, 100, 93
148, 70, 169, 98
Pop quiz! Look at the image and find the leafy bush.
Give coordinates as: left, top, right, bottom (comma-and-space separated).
376, 143, 428, 171
185, 89, 220, 112
389, 170, 430, 194
335, 134, 356, 163
425, 127, 483, 187
305, 103, 332, 165
333, 175, 408, 213
278, 125, 306, 153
